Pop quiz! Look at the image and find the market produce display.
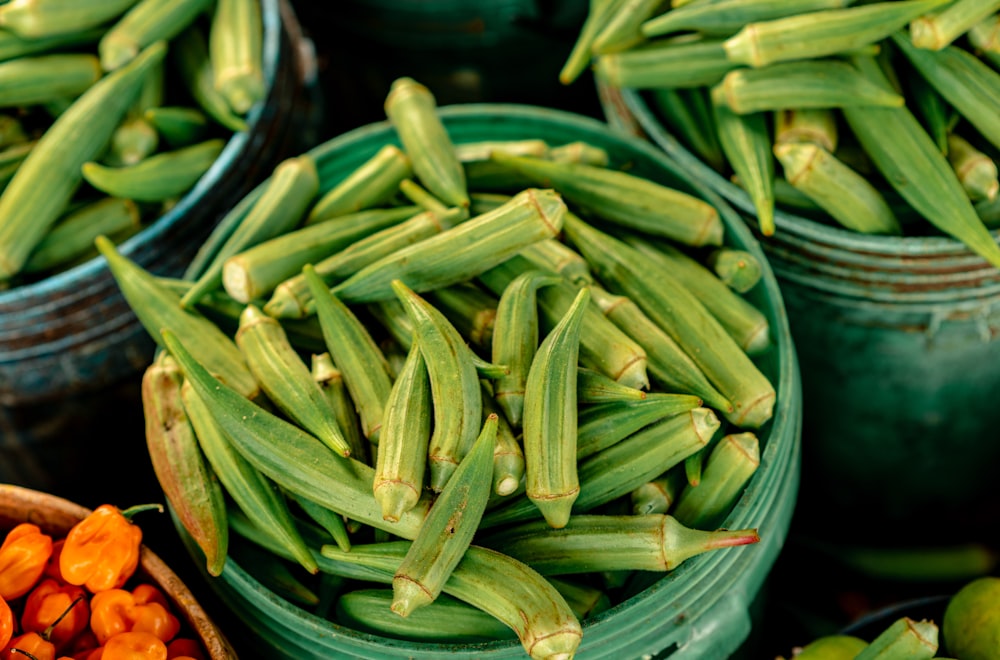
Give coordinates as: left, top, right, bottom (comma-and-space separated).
0, 0, 266, 288
565, 0, 1000, 266
96, 76, 788, 658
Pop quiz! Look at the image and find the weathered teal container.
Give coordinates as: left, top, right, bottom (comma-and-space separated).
174, 104, 802, 659
600, 85, 1000, 545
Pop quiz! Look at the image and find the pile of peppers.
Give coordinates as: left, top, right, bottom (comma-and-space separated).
0, 503, 207, 660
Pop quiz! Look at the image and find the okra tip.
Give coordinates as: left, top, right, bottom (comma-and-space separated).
390, 575, 433, 618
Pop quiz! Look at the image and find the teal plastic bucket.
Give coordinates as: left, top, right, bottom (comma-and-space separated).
598, 84, 1000, 544
174, 103, 802, 659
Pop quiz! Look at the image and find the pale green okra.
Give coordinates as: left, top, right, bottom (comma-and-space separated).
82, 138, 225, 202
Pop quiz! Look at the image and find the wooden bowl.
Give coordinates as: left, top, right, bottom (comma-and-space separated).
0, 483, 237, 659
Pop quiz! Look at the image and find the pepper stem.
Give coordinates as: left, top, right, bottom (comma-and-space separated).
119, 502, 165, 520
43, 594, 86, 640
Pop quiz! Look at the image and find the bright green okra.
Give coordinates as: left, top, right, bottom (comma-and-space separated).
81, 138, 224, 202
523, 287, 590, 529
172, 24, 248, 132
491, 269, 562, 428
392, 414, 496, 616
210, 0, 265, 115
907, 73, 952, 155
23, 197, 140, 275
182, 154, 320, 308
384, 76, 469, 209
331, 188, 566, 303
0, 41, 165, 280
672, 431, 760, 530
947, 133, 999, 203
910, 0, 1000, 51
0, 54, 102, 107
490, 151, 723, 247
222, 205, 417, 304
105, 116, 160, 168
651, 87, 726, 173
707, 247, 763, 293
141, 354, 228, 577
304, 265, 393, 444
774, 108, 838, 153
398, 177, 449, 215
576, 395, 704, 460
179, 379, 319, 574
576, 367, 646, 404
484, 514, 759, 575
593, 37, 739, 91
311, 353, 368, 465
144, 105, 209, 148
96, 235, 260, 399
307, 144, 413, 223
373, 338, 432, 523
722, 0, 949, 67
480, 384, 525, 498
631, 470, 685, 515
560, 0, 626, 85
392, 279, 483, 492
855, 617, 939, 660
236, 304, 351, 458
642, 0, 850, 38
99, 0, 213, 71
591, 0, 663, 55
0, 0, 137, 38
968, 15, 1000, 69
321, 542, 582, 660
521, 238, 594, 287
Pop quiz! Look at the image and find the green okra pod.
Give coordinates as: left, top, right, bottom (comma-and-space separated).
427, 283, 498, 353
481, 407, 719, 529
774, 108, 838, 153
307, 144, 412, 223
672, 431, 760, 530
483, 514, 759, 575
910, 0, 1000, 51
948, 133, 999, 203
707, 247, 763, 293
142, 354, 228, 577
0, 115, 26, 149
179, 379, 319, 574
264, 206, 459, 319
627, 238, 772, 355
843, 54, 1000, 268
0, 41, 165, 280
335, 589, 515, 642
162, 328, 431, 540
480, 384, 525, 498
96, 235, 259, 399
373, 338, 432, 524
591, 0, 663, 55
642, 0, 850, 38
0, 0, 137, 38
289, 491, 351, 553
577, 394, 704, 460
548, 140, 611, 167
631, 470, 685, 515
0, 27, 104, 63
793, 636, 869, 659
651, 87, 726, 173
144, 105, 209, 148
392, 414, 496, 616
491, 269, 563, 428
398, 177, 449, 215
489, 152, 723, 247
684, 449, 704, 487
223, 205, 417, 304
384, 76, 468, 209
172, 24, 247, 132
312, 353, 369, 465
523, 287, 590, 529
560, 0, 626, 85
969, 14, 1000, 68
711, 85, 775, 236
0, 54, 102, 107
855, 617, 939, 660
593, 37, 738, 90
100, 0, 213, 71
722, 0, 949, 68
23, 197, 140, 275
576, 366, 646, 404
906, 73, 951, 155
182, 154, 320, 308
236, 304, 351, 457
332, 188, 566, 303
520, 238, 593, 287
304, 265, 393, 444
210, 0, 265, 115
564, 214, 775, 428
392, 279, 483, 492
81, 138, 225, 202
105, 116, 159, 168
547, 577, 612, 620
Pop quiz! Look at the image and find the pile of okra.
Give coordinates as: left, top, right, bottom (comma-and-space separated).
571, 0, 1000, 267
0, 0, 266, 288
105, 77, 777, 659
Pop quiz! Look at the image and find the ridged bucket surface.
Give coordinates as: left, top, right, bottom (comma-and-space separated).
0, 0, 316, 408
600, 84, 1000, 544
174, 103, 802, 660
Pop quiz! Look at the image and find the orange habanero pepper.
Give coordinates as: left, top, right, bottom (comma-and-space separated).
101, 631, 167, 660
165, 638, 204, 660
42, 540, 65, 584
0, 523, 53, 600
21, 578, 89, 652
59, 505, 160, 593
2, 631, 56, 660
88, 587, 179, 646
0, 595, 12, 649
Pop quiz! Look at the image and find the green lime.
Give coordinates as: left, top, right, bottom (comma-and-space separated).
943, 576, 1000, 660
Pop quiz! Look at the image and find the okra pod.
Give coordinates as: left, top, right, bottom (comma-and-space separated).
0, 0, 137, 38
548, 140, 611, 167
392, 415, 496, 616
81, 138, 225, 202
182, 154, 319, 309
312, 353, 369, 465
427, 283, 498, 353
594, 37, 738, 90
947, 133, 999, 202
331, 188, 565, 303
0, 27, 104, 62
576, 366, 646, 404
307, 144, 413, 223
142, 354, 228, 577
631, 470, 685, 515
0, 115, 26, 149
547, 577, 612, 620
642, 0, 850, 38
855, 617, 939, 660
910, 0, 1000, 51
0, 41, 165, 279
104, 116, 160, 167
576, 394, 703, 460
99, 0, 213, 71
144, 105, 209, 148
480, 384, 525, 497
23, 197, 140, 275
484, 514, 759, 575
373, 339, 432, 523
707, 247, 763, 293
289, 491, 351, 553
774, 108, 838, 153
392, 279, 483, 492
398, 177, 449, 215
672, 431, 760, 530
906, 73, 951, 155
236, 304, 351, 457
172, 24, 248, 132
651, 87, 727, 172
305, 265, 393, 444
0, 54, 102, 107
560, 0, 626, 84
968, 14, 1000, 69
384, 77, 469, 209
210, 0, 265, 115
591, 0, 663, 55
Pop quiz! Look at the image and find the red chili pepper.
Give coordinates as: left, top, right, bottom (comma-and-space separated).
20, 579, 89, 652
88, 587, 179, 646
0, 524, 53, 600
100, 631, 167, 660
165, 638, 204, 660
0, 595, 12, 650
59, 505, 164, 593
1, 631, 56, 660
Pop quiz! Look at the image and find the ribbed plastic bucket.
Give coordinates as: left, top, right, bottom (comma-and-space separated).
174, 103, 802, 659
598, 84, 1000, 544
